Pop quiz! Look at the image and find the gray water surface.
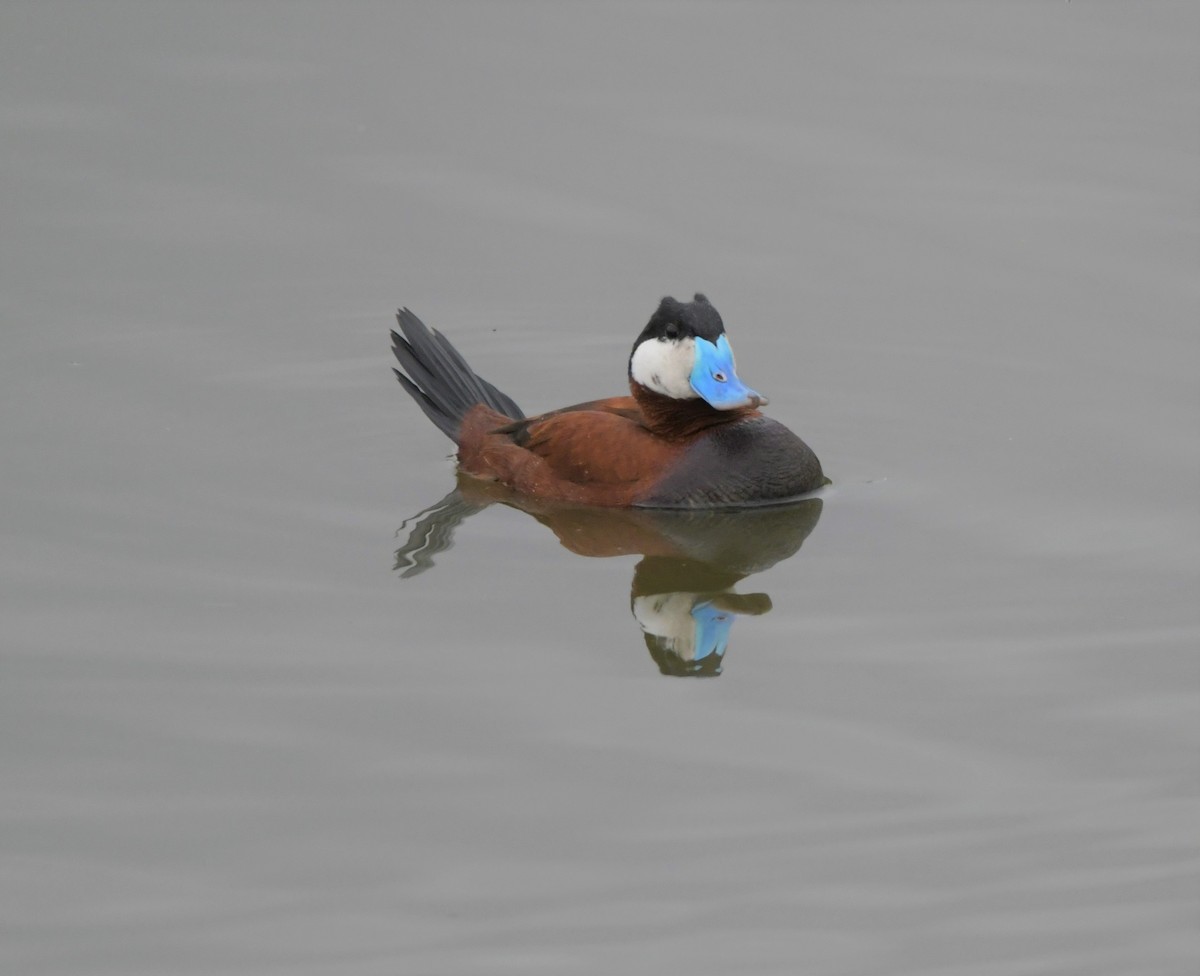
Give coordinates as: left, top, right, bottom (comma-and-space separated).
3, 3, 1198, 974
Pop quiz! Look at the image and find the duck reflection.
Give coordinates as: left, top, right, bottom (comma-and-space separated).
395, 476, 822, 676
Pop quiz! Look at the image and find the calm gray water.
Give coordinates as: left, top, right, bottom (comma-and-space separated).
3, 3, 1198, 973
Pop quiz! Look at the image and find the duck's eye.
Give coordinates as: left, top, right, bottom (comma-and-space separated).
664, 323, 679, 340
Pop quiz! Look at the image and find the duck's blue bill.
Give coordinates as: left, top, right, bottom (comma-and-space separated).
690, 600, 734, 663
690, 335, 766, 410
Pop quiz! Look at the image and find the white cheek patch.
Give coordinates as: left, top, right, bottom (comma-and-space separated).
629, 337, 698, 400
632, 592, 702, 660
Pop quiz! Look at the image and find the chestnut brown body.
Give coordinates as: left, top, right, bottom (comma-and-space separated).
391, 300, 824, 510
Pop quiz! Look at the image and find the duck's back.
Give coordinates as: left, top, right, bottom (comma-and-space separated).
636, 415, 824, 509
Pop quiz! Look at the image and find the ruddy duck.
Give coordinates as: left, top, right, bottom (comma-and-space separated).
391, 294, 824, 508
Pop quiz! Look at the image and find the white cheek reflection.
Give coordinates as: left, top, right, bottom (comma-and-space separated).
632, 592, 701, 660
629, 337, 698, 400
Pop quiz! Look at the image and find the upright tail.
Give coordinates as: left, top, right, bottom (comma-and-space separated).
391, 308, 525, 441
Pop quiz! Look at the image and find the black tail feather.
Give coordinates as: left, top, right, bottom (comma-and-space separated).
391, 308, 525, 441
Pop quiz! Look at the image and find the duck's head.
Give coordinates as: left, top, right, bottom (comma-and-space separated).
628, 294, 767, 410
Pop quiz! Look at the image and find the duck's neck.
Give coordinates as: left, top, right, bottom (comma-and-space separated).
630, 381, 759, 440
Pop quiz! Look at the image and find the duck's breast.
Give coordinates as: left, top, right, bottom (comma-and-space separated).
636, 416, 824, 509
